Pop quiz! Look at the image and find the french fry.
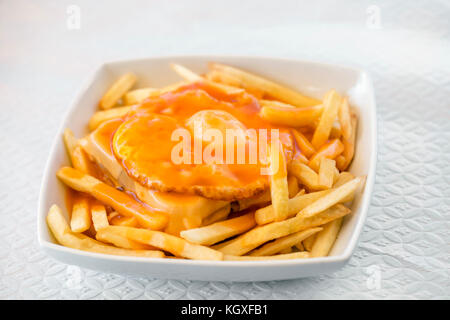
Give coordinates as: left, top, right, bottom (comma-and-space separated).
100, 73, 137, 109
96, 227, 156, 250
310, 218, 343, 257
260, 102, 324, 127
288, 160, 322, 191
293, 150, 309, 164
287, 175, 300, 198
335, 155, 347, 171
292, 129, 316, 158
102, 226, 223, 260
70, 193, 91, 232
237, 190, 271, 211
170, 63, 243, 95
202, 204, 231, 226
209, 63, 321, 107
123, 88, 157, 105
56, 167, 168, 230
338, 97, 352, 141
308, 139, 344, 171
297, 177, 363, 218
249, 227, 322, 256
63, 129, 97, 232
338, 114, 358, 170
91, 201, 109, 232
72, 145, 97, 175
180, 212, 255, 246
269, 144, 289, 221
224, 251, 310, 261
206, 69, 265, 98
329, 120, 342, 139
63, 128, 78, 163
88, 106, 132, 131
278, 247, 293, 254
110, 215, 139, 227
218, 204, 351, 256
318, 158, 336, 189
302, 234, 317, 251
311, 89, 341, 149
295, 241, 304, 251
46, 205, 165, 258
333, 172, 355, 188
255, 189, 331, 225
107, 211, 120, 221
170, 63, 203, 82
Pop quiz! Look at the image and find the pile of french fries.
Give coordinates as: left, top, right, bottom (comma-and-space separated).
48, 62, 365, 261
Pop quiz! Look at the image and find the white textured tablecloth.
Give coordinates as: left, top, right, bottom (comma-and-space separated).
0, 0, 449, 299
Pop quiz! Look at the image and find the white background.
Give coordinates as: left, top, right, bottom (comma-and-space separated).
0, 0, 449, 299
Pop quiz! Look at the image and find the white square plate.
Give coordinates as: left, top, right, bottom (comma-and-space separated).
38, 56, 377, 282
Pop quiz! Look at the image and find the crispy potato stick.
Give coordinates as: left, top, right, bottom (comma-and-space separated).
170, 63, 204, 82
180, 212, 255, 246
96, 228, 155, 250
88, 106, 132, 131
224, 252, 310, 261
170, 63, 243, 95
333, 172, 355, 188
288, 160, 321, 191
110, 215, 139, 227
206, 69, 265, 98
329, 120, 342, 139
338, 97, 352, 141
255, 189, 331, 225
302, 234, 317, 251
338, 114, 358, 170
287, 175, 300, 198
56, 167, 168, 230
70, 193, 91, 232
334, 172, 358, 203
107, 211, 120, 221
237, 190, 271, 211
310, 217, 343, 257
308, 139, 344, 171
295, 241, 304, 251
249, 227, 322, 256
63, 130, 97, 232
293, 150, 309, 164
278, 247, 293, 254
260, 103, 323, 127
91, 201, 109, 232
318, 158, 336, 189
292, 129, 316, 158
46, 205, 164, 258
270, 144, 289, 221
297, 177, 363, 218
72, 145, 97, 175
335, 155, 346, 171
209, 63, 321, 107
63, 128, 77, 163
202, 204, 231, 226
100, 73, 137, 109
311, 89, 341, 149
102, 226, 223, 260
218, 204, 351, 256
123, 88, 157, 105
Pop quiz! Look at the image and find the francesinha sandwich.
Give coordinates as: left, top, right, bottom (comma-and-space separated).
48, 62, 364, 261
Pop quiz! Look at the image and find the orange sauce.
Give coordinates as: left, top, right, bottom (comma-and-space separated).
112, 82, 295, 191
